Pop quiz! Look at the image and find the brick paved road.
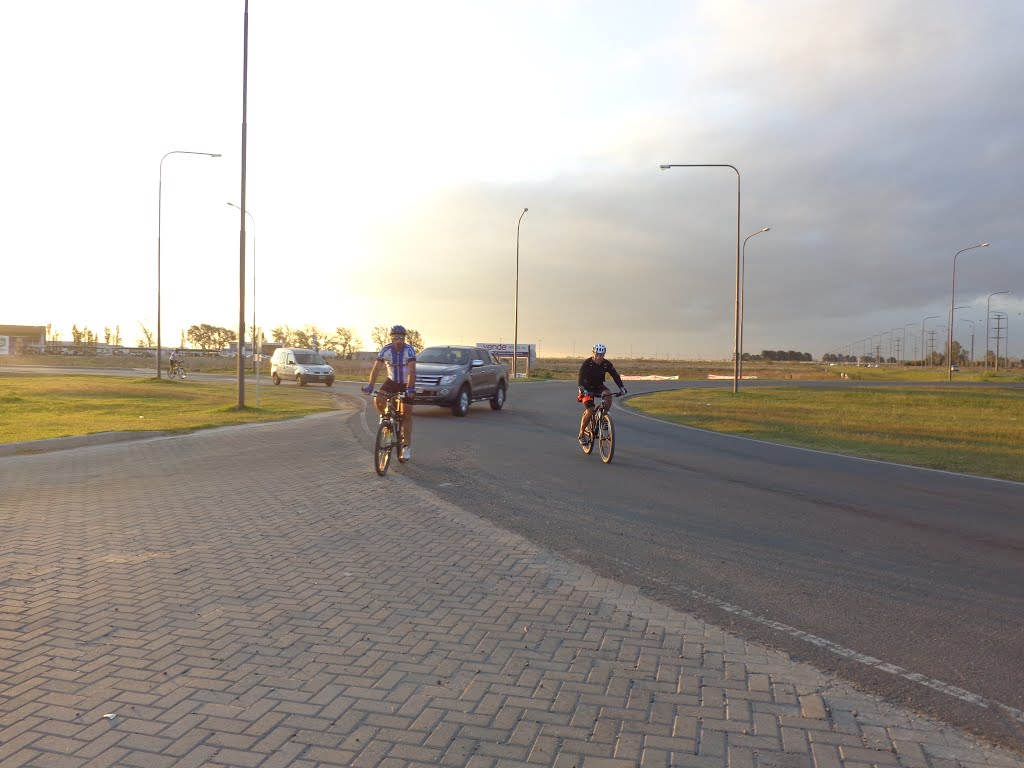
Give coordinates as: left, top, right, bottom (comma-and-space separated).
1, 413, 1022, 767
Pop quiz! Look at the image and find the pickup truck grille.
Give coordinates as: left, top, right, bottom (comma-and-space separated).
416, 375, 442, 386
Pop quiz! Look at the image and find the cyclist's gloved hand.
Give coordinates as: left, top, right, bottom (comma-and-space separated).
619, 387, 627, 396
361, 384, 373, 394
404, 390, 414, 404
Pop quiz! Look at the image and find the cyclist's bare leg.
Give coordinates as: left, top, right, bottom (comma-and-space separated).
373, 394, 388, 417
579, 405, 594, 439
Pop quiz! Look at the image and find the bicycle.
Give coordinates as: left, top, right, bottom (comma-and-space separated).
579, 391, 621, 464
371, 390, 408, 476
168, 364, 186, 380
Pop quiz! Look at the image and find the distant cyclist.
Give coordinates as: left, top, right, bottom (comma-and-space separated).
362, 325, 417, 461
168, 348, 183, 375
577, 343, 626, 446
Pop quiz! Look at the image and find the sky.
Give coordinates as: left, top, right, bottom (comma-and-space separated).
2, 0, 1022, 361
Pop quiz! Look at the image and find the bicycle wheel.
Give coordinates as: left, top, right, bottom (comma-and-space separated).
581, 413, 595, 455
177, 367, 187, 380
598, 411, 615, 463
374, 421, 394, 476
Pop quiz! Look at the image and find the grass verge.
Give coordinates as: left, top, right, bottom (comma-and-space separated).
0, 375, 341, 444
627, 386, 1024, 482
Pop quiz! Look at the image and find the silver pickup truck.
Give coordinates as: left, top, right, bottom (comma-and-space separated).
413, 345, 509, 416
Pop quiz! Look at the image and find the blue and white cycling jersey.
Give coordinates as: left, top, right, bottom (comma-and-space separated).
378, 343, 417, 385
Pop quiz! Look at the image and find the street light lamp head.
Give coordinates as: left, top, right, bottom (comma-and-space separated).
981, 242, 989, 247
210, 153, 222, 158
761, 227, 771, 233
659, 164, 671, 170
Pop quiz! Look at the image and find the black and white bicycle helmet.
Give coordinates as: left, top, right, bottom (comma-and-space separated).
593, 343, 607, 355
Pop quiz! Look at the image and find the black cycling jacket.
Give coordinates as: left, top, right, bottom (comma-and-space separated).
577, 358, 624, 392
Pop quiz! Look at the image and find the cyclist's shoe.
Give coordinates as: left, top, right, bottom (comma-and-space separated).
401, 446, 411, 461
578, 434, 590, 446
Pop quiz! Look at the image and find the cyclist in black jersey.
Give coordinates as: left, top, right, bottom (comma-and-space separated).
577, 343, 626, 445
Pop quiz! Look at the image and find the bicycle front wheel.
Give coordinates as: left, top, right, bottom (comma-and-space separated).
598, 412, 614, 463
581, 414, 595, 455
178, 367, 187, 379
374, 421, 394, 476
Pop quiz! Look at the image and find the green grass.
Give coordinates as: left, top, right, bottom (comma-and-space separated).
0, 375, 340, 443
628, 386, 1024, 482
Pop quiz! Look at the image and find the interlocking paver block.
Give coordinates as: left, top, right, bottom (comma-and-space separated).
1, 415, 1022, 768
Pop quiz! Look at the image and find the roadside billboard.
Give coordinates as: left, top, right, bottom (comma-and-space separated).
477, 342, 535, 361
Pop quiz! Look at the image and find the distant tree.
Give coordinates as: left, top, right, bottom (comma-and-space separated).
333, 327, 361, 359
187, 324, 235, 351
71, 325, 83, 345
138, 323, 155, 348
113, 326, 122, 346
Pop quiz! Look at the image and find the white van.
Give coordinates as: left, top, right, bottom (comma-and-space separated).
270, 348, 335, 387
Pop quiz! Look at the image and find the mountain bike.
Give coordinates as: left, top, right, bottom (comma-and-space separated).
168, 364, 186, 380
372, 391, 408, 476
580, 391, 621, 464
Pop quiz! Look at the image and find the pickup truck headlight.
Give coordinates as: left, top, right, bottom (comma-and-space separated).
439, 374, 457, 385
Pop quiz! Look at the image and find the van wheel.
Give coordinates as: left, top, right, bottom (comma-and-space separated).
490, 382, 506, 410
297, 374, 307, 386
451, 386, 471, 417
325, 378, 334, 387
272, 373, 281, 385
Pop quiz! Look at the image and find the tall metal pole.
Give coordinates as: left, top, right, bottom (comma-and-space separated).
739, 227, 770, 381
921, 315, 939, 368
237, 0, 250, 407
947, 243, 988, 381
985, 291, 1011, 370
512, 207, 528, 381
660, 164, 742, 392
157, 150, 220, 379
903, 322, 916, 365
229, 203, 257, 402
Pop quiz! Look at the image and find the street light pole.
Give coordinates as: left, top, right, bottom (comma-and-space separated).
235, 0, 251, 408
739, 227, 771, 381
660, 163, 742, 392
986, 291, 1011, 370
948, 242, 989, 381
228, 202, 258, 402
157, 150, 221, 378
512, 207, 528, 381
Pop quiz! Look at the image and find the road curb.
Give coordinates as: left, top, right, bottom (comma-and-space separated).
0, 430, 171, 457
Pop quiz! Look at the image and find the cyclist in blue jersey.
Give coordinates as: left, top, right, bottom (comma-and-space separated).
362, 325, 417, 460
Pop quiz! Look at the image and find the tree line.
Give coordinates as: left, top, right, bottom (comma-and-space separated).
743, 349, 814, 362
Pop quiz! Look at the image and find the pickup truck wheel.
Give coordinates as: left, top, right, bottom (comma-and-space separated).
489, 382, 506, 410
272, 373, 281, 385
451, 386, 471, 417
296, 374, 307, 386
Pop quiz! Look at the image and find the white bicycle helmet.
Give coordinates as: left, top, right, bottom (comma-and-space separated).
593, 343, 607, 355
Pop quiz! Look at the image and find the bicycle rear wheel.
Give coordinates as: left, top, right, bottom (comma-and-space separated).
598, 412, 614, 463
374, 421, 394, 476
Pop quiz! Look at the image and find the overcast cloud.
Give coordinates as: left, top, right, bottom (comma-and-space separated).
1, 1, 1021, 360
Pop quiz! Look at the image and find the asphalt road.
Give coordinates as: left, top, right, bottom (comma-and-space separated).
344, 379, 1024, 750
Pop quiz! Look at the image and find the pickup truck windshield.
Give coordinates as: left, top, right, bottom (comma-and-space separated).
294, 352, 326, 365
418, 348, 470, 365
